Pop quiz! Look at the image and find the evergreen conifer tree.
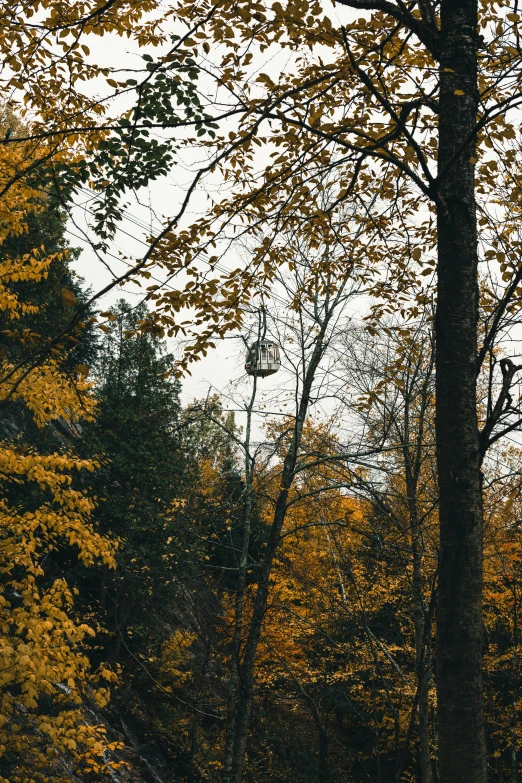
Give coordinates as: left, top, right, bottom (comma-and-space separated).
80, 300, 186, 664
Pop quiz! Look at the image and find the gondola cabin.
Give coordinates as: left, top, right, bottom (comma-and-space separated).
245, 340, 281, 378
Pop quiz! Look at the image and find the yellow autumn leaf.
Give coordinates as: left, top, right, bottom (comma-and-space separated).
61, 288, 77, 307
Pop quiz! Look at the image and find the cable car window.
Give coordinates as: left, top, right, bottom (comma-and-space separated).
245, 340, 281, 378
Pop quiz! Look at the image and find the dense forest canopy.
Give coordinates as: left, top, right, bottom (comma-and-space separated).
3, 2, 522, 783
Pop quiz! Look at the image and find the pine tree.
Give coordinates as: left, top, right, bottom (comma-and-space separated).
80, 300, 186, 664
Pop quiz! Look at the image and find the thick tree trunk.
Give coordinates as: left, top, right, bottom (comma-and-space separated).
436, 2, 487, 782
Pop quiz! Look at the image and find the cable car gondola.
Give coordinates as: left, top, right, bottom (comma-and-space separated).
245, 340, 281, 378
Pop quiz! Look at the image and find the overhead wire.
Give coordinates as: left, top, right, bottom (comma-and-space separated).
70, 188, 292, 310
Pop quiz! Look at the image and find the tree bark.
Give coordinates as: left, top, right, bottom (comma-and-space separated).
436, 2, 487, 782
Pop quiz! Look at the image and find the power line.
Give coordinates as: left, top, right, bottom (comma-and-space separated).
71, 190, 292, 310
65, 227, 178, 298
